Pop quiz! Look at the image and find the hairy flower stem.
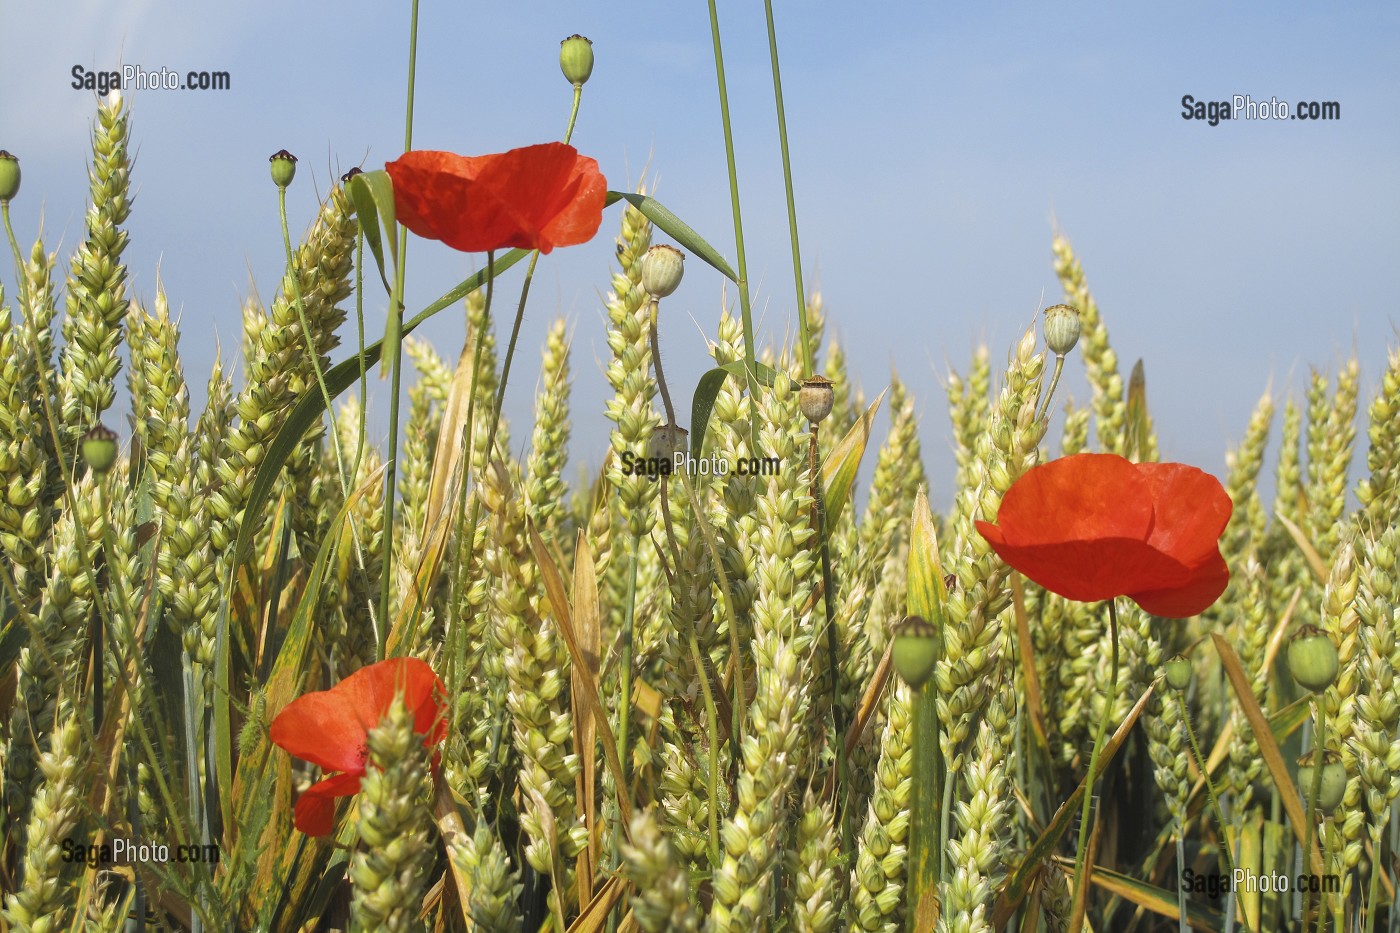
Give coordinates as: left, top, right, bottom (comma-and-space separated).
2, 203, 25, 303
1302, 707, 1326, 924
564, 85, 582, 146
1073, 598, 1120, 923
1036, 354, 1068, 424
1177, 693, 1238, 882
649, 300, 675, 424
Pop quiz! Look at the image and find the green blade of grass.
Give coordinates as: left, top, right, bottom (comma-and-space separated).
1209, 632, 1325, 877
1085, 860, 1226, 931
605, 191, 737, 283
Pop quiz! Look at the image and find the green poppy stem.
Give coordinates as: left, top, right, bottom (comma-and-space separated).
564, 84, 583, 146
649, 298, 675, 425
1072, 597, 1120, 925
1302, 704, 1326, 926
2, 202, 25, 306
1036, 353, 1067, 425
1177, 692, 1240, 886
378, 0, 422, 656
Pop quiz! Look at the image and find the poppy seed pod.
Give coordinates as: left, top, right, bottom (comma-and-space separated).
0, 151, 19, 202
1043, 303, 1081, 356
80, 424, 119, 475
1297, 750, 1346, 814
270, 149, 298, 188
642, 244, 685, 298
891, 615, 939, 688
1164, 655, 1192, 692
799, 375, 835, 424
648, 422, 688, 462
559, 35, 594, 87
1287, 625, 1339, 692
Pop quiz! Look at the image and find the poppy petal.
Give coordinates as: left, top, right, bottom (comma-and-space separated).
537, 154, 607, 253
976, 452, 1232, 616
385, 143, 606, 255
292, 771, 363, 837
333, 657, 448, 748
1128, 549, 1230, 618
269, 658, 447, 773
1135, 462, 1233, 566
989, 453, 1155, 547
976, 533, 1200, 604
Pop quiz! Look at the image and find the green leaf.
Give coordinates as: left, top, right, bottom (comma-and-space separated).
821, 389, 886, 531
905, 488, 948, 623
605, 191, 738, 283
689, 359, 798, 459
1088, 863, 1225, 931
346, 170, 398, 296
231, 250, 528, 575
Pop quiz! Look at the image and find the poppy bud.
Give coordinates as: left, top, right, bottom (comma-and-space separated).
799, 375, 834, 424
80, 424, 119, 474
559, 35, 594, 87
270, 149, 298, 189
641, 244, 685, 298
1042, 303, 1081, 356
891, 615, 938, 688
1288, 625, 1339, 692
1164, 654, 1192, 692
1297, 750, 1346, 814
648, 422, 688, 463
0, 151, 19, 202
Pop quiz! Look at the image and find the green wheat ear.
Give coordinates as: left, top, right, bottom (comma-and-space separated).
56, 93, 132, 446
350, 697, 435, 932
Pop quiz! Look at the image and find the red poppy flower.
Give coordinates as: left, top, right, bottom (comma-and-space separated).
269, 657, 447, 836
385, 142, 606, 254
974, 453, 1232, 618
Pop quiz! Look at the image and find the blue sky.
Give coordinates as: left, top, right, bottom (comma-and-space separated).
2, 1, 1397, 507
